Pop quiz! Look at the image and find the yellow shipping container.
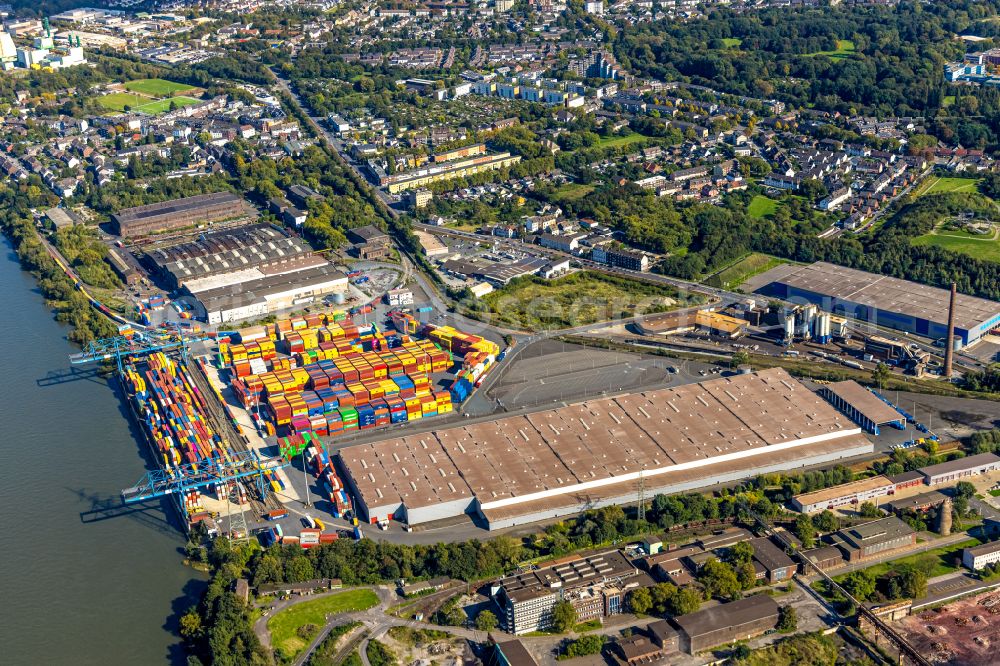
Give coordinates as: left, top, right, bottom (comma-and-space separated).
437, 402, 453, 414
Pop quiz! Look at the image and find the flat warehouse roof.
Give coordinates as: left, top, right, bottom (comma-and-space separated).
823, 381, 902, 425
793, 475, 894, 507
197, 264, 347, 312
340, 368, 865, 517
919, 452, 1000, 478
762, 261, 1000, 331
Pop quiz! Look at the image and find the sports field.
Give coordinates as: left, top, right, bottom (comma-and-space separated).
912, 176, 982, 198
123, 78, 195, 96
97, 93, 201, 114
704, 252, 786, 289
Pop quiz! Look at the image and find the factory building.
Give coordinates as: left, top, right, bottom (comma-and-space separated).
112, 192, 255, 237
338, 368, 873, 528
146, 224, 326, 292
827, 516, 916, 562
819, 381, 905, 434
919, 453, 1000, 486
963, 541, 1000, 571
754, 261, 1000, 348
491, 550, 649, 635
194, 264, 348, 324
672, 595, 780, 654
791, 475, 896, 513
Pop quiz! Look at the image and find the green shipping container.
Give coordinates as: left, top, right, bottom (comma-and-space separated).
339, 407, 358, 422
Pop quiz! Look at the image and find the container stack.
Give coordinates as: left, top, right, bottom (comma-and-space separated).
305, 439, 353, 518
124, 352, 234, 483
227, 313, 458, 438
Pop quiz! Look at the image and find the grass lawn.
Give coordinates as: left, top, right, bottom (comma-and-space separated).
98, 93, 201, 114
747, 195, 781, 219
476, 271, 685, 331
807, 39, 857, 61
123, 78, 195, 96
596, 132, 646, 149
704, 253, 787, 289
721, 37, 742, 48
551, 183, 596, 202
835, 538, 981, 581
913, 176, 983, 197
990, 489, 1000, 497
942, 95, 956, 108
267, 589, 378, 662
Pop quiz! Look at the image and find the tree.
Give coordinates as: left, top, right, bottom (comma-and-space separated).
179, 608, 203, 641
843, 569, 876, 601
777, 605, 797, 633
859, 501, 881, 518
814, 510, 840, 533
737, 562, 758, 590
628, 587, 653, 615
956, 481, 976, 499
667, 587, 702, 616
564, 634, 605, 658
699, 559, 742, 601
794, 514, 817, 549
552, 600, 578, 633
872, 362, 890, 391
731, 349, 750, 369
476, 610, 498, 632
726, 541, 754, 566
446, 605, 467, 627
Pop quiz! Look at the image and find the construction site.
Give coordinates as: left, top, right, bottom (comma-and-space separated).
895, 590, 1000, 665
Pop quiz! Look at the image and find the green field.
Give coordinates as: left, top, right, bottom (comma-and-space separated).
596, 132, 646, 149
912, 227, 1000, 263
267, 589, 378, 661
834, 538, 981, 581
748, 195, 781, 219
913, 176, 983, 197
721, 37, 742, 48
807, 39, 857, 61
551, 183, 596, 202
704, 253, 787, 289
476, 271, 683, 330
123, 78, 196, 96
97, 93, 201, 114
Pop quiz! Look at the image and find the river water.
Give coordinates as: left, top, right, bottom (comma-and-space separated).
0, 237, 204, 665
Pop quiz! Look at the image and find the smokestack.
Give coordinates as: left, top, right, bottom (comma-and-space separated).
944, 282, 957, 377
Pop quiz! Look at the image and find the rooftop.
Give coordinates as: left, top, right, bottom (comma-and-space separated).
965, 540, 1000, 558
822, 381, 903, 425
113, 191, 244, 224
498, 550, 638, 603
672, 594, 779, 638
339, 369, 865, 517
792, 475, 894, 507
755, 261, 1000, 331
196, 264, 347, 312
836, 516, 915, 549
919, 453, 1000, 479
884, 490, 949, 513
748, 536, 795, 572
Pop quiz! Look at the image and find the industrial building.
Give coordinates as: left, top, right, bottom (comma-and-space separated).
105, 246, 144, 286
671, 595, 780, 654
827, 516, 916, 562
754, 261, 1000, 348
338, 369, 873, 528
963, 541, 1000, 571
112, 192, 255, 237
615, 621, 679, 664
819, 381, 905, 434
918, 453, 1000, 486
791, 475, 896, 513
747, 536, 796, 583
194, 264, 348, 325
146, 224, 326, 292
490, 550, 648, 635
884, 490, 950, 515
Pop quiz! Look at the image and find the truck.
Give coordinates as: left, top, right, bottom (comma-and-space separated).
416, 306, 433, 313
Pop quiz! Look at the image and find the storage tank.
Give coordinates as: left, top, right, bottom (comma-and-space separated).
814, 313, 832, 344
783, 312, 795, 341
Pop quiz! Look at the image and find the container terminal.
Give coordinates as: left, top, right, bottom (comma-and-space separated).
70, 297, 925, 544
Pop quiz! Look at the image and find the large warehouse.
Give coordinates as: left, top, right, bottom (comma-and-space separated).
754, 261, 1000, 348
146, 223, 327, 291
338, 368, 874, 529
194, 264, 348, 325
112, 192, 256, 237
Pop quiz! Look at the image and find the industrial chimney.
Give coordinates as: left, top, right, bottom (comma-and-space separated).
944, 282, 957, 378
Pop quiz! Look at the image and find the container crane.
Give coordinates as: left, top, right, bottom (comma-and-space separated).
121, 449, 288, 521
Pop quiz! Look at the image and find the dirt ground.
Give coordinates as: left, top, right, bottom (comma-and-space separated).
382, 626, 468, 666
895, 589, 1000, 665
